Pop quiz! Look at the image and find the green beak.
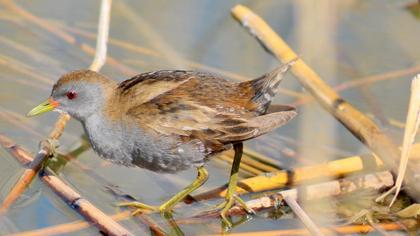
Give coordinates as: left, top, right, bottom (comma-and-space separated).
27, 98, 59, 117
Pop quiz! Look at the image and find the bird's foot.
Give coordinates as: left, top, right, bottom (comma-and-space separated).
210, 194, 255, 229
40, 138, 60, 157
117, 201, 159, 215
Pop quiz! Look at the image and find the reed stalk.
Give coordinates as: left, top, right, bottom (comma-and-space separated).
190, 171, 393, 218
230, 4, 418, 196
210, 223, 402, 236
0, 133, 133, 236
193, 151, 384, 200
390, 74, 420, 206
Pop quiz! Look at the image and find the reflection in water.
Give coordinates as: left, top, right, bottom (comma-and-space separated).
162, 211, 185, 236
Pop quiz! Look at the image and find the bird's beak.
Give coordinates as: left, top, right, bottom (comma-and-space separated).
27, 98, 60, 117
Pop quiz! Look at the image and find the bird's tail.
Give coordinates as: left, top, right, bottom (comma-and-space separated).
242, 59, 296, 114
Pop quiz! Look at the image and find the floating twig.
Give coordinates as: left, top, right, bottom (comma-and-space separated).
0, 134, 133, 236
0, 114, 70, 214
7, 212, 130, 236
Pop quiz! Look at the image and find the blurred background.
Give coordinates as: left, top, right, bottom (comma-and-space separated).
0, 0, 419, 235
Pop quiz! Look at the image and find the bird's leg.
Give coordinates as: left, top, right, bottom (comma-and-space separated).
118, 166, 208, 215
213, 142, 255, 228
159, 166, 208, 212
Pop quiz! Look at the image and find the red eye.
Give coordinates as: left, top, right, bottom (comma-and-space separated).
66, 91, 77, 100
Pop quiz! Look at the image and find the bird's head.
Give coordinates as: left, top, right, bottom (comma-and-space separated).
27, 70, 116, 121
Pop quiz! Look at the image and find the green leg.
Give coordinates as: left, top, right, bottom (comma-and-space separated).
215, 143, 255, 228
118, 166, 208, 215
159, 166, 208, 212
162, 211, 185, 236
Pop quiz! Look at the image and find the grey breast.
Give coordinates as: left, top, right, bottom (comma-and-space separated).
83, 113, 207, 173
130, 133, 207, 173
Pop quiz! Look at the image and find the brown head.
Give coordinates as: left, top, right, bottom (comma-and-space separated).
27, 70, 117, 121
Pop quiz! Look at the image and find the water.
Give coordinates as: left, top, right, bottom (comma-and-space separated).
0, 0, 419, 235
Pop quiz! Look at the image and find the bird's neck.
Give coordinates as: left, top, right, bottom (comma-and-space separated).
82, 111, 123, 152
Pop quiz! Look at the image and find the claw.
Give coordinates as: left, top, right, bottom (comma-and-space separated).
206, 194, 254, 229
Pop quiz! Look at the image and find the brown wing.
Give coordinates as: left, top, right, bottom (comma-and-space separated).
116, 70, 195, 105
118, 70, 296, 156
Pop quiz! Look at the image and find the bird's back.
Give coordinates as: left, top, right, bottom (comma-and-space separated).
101, 65, 296, 172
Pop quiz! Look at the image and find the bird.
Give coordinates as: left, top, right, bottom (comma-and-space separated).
27, 61, 297, 226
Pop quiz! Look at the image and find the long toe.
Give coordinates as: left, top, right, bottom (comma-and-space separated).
203, 194, 254, 230
233, 195, 255, 214
116, 201, 159, 215
219, 197, 236, 229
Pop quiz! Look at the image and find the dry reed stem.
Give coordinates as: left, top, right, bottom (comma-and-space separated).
232, 171, 394, 214
41, 170, 133, 236
89, 0, 111, 72
283, 196, 325, 236
191, 171, 393, 219
8, 212, 166, 236
214, 223, 402, 236
0, 115, 70, 214
0, 136, 134, 236
194, 152, 384, 200
0, 136, 134, 235
231, 5, 417, 192
8, 212, 130, 236
390, 74, 420, 206
0, 135, 32, 165
9, 146, 392, 235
